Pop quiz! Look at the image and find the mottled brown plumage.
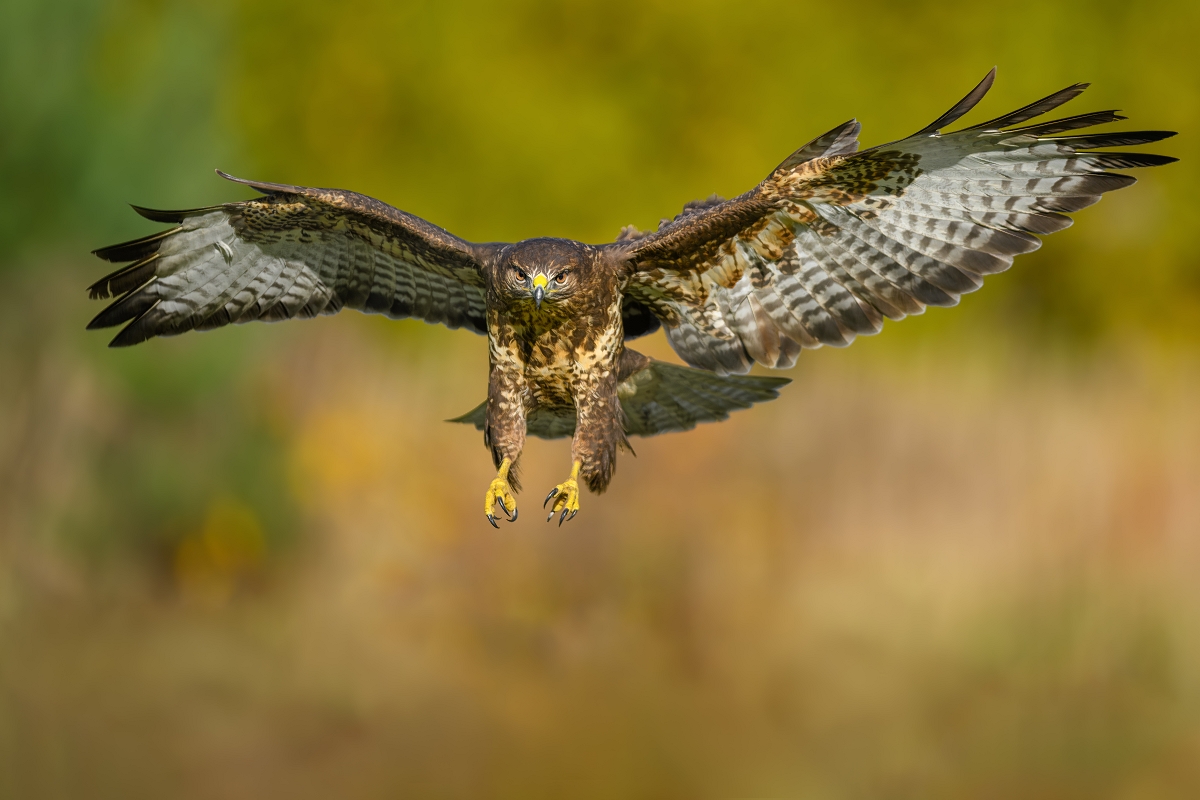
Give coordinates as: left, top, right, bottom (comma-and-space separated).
483, 239, 629, 496
87, 70, 1175, 525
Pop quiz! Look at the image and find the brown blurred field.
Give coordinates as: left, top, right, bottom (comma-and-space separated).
2, 1, 1198, 798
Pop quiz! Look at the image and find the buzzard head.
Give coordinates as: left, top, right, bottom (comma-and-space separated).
494, 238, 590, 311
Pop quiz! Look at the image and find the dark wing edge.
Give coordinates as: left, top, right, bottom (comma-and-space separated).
610, 70, 1177, 375
88, 171, 501, 347
447, 350, 789, 439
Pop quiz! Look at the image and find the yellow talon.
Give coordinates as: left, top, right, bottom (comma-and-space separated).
484, 458, 518, 527
544, 460, 582, 525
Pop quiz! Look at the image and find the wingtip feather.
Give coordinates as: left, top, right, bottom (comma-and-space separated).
914, 68, 997, 137
216, 169, 301, 195
130, 203, 224, 223
107, 309, 160, 347
965, 80, 1093, 132
91, 227, 181, 263
86, 253, 159, 300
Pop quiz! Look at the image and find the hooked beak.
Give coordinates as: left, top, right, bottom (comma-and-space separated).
532, 275, 548, 309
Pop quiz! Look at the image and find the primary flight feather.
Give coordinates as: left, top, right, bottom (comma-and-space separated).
89, 69, 1176, 526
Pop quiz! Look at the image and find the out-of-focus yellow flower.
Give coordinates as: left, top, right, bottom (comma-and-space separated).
173, 496, 266, 607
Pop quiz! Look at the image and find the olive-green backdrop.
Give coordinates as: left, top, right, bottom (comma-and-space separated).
1, 1, 1197, 797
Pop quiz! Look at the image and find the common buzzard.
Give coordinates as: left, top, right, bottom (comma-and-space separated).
89, 70, 1176, 526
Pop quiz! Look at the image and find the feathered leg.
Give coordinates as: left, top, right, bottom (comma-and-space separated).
483, 363, 526, 527
545, 367, 625, 525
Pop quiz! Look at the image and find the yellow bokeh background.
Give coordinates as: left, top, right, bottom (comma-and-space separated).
2, 1, 1198, 797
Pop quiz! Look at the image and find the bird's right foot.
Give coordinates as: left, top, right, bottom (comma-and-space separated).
484, 458, 518, 528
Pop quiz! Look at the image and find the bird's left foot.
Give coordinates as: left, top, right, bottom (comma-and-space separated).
544, 460, 582, 525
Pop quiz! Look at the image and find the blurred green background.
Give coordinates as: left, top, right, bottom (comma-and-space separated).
1, 1, 1198, 798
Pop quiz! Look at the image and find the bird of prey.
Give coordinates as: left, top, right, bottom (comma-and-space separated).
88, 69, 1175, 526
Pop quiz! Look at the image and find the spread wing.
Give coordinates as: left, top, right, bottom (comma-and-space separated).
88, 172, 501, 346
614, 69, 1177, 375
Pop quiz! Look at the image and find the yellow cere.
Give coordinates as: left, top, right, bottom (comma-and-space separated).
532, 274, 548, 290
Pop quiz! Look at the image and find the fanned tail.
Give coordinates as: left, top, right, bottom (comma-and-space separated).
448, 355, 789, 439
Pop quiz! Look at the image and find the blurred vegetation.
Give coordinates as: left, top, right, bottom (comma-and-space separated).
0, 0, 1198, 797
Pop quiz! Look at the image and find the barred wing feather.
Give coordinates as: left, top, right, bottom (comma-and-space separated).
620, 69, 1176, 375
88, 173, 497, 346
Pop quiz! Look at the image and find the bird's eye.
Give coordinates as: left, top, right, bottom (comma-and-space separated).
554, 271, 568, 284
513, 268, 527, 281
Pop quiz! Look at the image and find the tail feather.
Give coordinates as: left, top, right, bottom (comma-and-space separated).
447, 356, 789, 440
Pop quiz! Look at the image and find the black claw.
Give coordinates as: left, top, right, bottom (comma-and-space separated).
568, 509, 578, 522
510, 507, 518, 522
559, 508, 569, 526
487, 514, 499, 529
497, 497, 508, 516
544, 488, 558, 508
